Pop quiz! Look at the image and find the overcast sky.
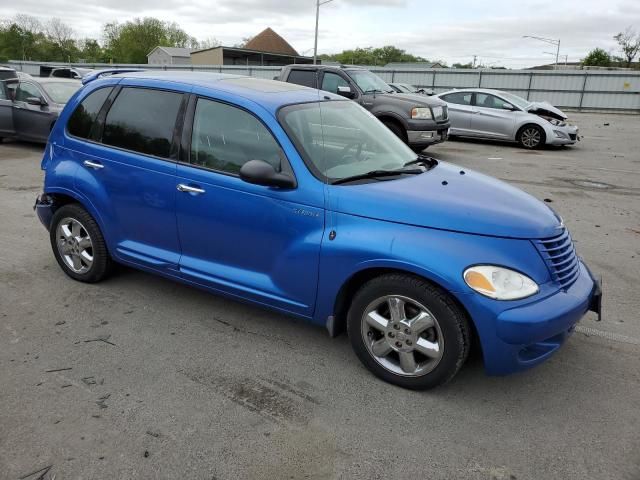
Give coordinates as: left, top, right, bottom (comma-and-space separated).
3, 0, 640, 68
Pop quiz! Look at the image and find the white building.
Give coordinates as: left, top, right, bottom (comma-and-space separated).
147, 47, 193, 65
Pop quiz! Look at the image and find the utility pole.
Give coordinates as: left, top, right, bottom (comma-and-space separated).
313, 0, 335, 64
472, 55, 477, 68
523, 35, 561, 69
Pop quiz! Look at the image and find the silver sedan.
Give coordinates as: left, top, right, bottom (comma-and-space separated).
436, 88, 579, 149
0, 77, 81, 143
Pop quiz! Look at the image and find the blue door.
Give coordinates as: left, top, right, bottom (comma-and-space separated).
69, 85, 186, 271
175, 97, 324, 317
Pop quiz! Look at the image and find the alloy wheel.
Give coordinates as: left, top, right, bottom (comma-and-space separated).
521, 127, 541, 148
55, 217, 94, 274
361, 295, 444, 377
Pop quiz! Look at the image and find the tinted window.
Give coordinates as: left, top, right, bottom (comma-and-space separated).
476, 93, 510, 110
442, 92, 472, 106
190, 98, 282, 175
15, 82, 42, 102
321, 72, 349, 94
0, 70, 17, 80
287, 69, 317, 88
67, 87, 113, 139
103, 88, 183, 158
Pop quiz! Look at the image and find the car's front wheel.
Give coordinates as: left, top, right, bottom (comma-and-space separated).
347, 274, 471, 390
518, 124, 545, 149
50, 204, 113, 283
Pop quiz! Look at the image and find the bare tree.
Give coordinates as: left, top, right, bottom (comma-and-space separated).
46, 17, 76, 61
613, 26, 640, 67
197, 37, 221, 50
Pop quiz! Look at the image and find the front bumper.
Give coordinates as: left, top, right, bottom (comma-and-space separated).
546, 124, 579, 146
473, 261, 601, 375
407, 126, 449, 146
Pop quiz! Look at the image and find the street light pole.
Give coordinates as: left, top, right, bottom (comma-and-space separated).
523, 35, 561, 69
313, 0, 335, 64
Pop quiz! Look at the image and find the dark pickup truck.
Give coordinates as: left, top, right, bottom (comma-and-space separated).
278, 64, 450, 152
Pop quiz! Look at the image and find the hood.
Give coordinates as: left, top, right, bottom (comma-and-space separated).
527, 101, 567, 121
377, 92, 447, 108
329, 162, 562, 239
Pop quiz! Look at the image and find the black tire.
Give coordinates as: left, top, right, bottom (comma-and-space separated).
50, 203, 113, 283
382, 120, 408, 144
517, 124, 545, 149
347, 273, 471, 390
410, 145, 427, 153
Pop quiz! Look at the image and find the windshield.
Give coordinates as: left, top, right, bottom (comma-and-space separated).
347, 70, 394, 94
499, 91, 531, 109
41, 82, 80, 104
280, 100, 417, 182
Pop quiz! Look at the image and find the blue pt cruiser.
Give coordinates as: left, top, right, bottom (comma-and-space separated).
35, 70, 602, 389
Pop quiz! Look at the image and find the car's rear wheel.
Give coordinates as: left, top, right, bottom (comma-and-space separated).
518, 124, 545, 149
347, 274, 471, 390
50, 204, 112, 283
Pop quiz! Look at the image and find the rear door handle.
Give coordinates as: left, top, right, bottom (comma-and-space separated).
177, 184, 205, 194
83, 160, 104, 170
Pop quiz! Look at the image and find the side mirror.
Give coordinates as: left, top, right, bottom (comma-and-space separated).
26, 96, 44, 106
240, 160, 296, 189
337, 86, 356, 99
502, 102, 517, 111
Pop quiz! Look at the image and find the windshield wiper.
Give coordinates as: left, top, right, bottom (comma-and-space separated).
363, 89, 385, 94
332, 168, 423, 185
404, 154, 438, 169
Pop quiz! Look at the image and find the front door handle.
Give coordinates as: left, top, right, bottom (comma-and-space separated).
177, 184, 205, 194
83, 160, 104, 170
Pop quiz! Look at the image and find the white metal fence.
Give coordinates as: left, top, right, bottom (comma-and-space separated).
9, 60, 640, 112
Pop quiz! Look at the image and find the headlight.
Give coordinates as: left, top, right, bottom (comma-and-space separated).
411, 107, 432, 119
463, 265, 539, 300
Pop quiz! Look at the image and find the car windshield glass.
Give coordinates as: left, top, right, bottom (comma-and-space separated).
41, 82, 80, 104
280, 100, 418, 182
499, 91, 530, 109
347, 70, 393, 93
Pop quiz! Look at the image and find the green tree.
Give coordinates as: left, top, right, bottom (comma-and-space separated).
613, 27, 640, 67
321, 45, 432, 66
582, 48, 611, 67
103, 17, 193, 64
452, 62, 473, 68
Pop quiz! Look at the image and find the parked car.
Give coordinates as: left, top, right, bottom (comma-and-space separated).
389, 82, 435, 96
34, 70, 601, 390
437, 88, 579, 149
0, 77, 81, 143
0, 66, 18, 80
278, 64, 449, 152
50, 67, 94, 80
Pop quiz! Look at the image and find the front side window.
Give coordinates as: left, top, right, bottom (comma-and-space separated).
190, 98, 283, 175
280, 100, 415, 181
321, 72, 349, 94
15, 82, 42, 102
475, 93, 511, 110
442, 92, 472, 106
102, 87, 183, 158
67, 87, 113, 139
41, 82, 80, 104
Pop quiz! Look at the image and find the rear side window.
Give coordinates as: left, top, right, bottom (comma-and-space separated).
190, 98, 282, 175
442, 92, 472, 106
67, 87, 113, 140
102, 88, 183, 159
286, 69, 317, 88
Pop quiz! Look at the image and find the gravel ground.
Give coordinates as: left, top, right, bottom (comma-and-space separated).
1, 112, 639, 480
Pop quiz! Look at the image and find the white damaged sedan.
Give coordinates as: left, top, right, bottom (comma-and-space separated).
436, 88, 579, 149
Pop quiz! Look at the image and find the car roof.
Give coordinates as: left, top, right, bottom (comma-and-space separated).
101, 71, 346, 113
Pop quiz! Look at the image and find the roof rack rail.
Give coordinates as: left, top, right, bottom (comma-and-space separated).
82, 68, 144, 85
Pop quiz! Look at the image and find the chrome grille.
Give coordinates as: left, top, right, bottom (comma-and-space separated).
533, 228, 580, 288
432, 105, 447, 121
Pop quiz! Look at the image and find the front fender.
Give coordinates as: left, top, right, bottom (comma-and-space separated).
313, 212, 551, 327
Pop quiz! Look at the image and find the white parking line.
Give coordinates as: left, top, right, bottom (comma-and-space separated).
575, 325, 640, 346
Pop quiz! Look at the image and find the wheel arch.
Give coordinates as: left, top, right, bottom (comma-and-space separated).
331, 266, 481, 356
376, 113, 408, 140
